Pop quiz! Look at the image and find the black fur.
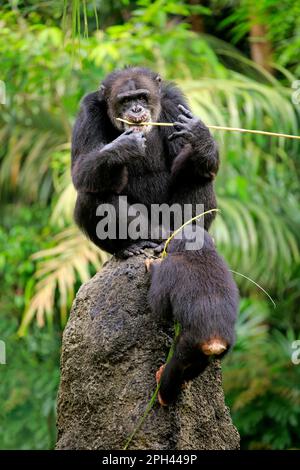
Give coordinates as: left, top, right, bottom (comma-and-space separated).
71, 67, 219, 255
147, 227, 239, 404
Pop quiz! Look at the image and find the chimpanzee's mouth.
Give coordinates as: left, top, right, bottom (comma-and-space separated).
123, 113, 152, 133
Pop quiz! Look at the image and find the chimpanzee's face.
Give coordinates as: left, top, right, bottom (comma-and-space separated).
115, 89, 153, 133
104, 73, 161, 134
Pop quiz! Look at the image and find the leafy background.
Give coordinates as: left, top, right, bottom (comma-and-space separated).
0, 0, 300, 449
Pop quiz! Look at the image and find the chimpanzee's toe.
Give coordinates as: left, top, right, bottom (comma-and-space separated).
156, 365, 168, 406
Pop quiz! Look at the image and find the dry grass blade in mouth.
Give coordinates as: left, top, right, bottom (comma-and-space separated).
119, 117, 153, 133
116, 118, 300, 139
117, 118, 172, 127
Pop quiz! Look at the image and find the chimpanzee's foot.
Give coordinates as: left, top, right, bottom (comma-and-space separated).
201, 338, 227, 356
156, 365, 168, 406
116, 241, 159, 259
145, 257, 162, 272
153, 242, 166, 255
145, 258, 153, 272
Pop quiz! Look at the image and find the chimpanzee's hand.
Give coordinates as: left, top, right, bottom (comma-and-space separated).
168, 105, 219, 178
112, 129, 146, 156
168, 104, 211, 147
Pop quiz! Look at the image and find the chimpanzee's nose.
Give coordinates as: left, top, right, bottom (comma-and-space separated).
132, 105, 142, 114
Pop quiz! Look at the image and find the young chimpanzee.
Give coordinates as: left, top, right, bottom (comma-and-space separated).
145, 226, 239, 406
71, 67, 219, 257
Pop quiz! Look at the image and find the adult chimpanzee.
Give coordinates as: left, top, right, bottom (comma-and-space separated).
71, 67, 219, 257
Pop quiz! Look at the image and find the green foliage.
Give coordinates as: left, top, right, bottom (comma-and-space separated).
0, 315, 60, 450
1, 0, 300, 450
0, 206, 60, 449
89, 0, 219, 78
215, 0, 300, 75
0, 206, 51, 317
224, 300, 300, 449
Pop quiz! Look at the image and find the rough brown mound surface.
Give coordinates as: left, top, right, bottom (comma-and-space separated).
56, 251, 240, 450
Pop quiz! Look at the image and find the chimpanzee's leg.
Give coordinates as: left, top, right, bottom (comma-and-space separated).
157, 333, 209, 405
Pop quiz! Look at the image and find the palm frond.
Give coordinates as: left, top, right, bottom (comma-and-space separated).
212, 198, 299, 291
18, 227, 109, 336
0, 123, 68, 203
51, 182, 77, 227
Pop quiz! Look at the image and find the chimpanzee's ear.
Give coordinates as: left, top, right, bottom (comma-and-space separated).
155, 74, 162, 92
98, 84, 106, 100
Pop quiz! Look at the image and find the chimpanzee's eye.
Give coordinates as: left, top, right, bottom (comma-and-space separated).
120, 97, 131, 108
138, 97, 147, 107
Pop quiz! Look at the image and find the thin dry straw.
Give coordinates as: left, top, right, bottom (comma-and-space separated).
116, 118, 300, 140
123, 322, 181, 450
161, 209, 276, 308
161, 208, 219, 258
229, 269, 276, 308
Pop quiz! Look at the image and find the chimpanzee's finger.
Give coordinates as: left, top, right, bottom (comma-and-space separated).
177, 114, 190, 123
174, 122, 187, 130
168, 130, 190, 141
116, 249, 134, 259
178, 104, 193, 118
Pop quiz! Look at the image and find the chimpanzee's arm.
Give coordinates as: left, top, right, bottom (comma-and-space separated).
160, 86, 219, 180
158, 85, 218, 231
71, 92, 145, 193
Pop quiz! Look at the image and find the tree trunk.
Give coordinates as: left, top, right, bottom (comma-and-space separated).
188, 0, 205, 33
56, 251, 240, 450
249, 22, 273, 73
